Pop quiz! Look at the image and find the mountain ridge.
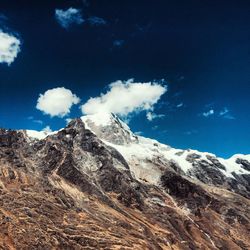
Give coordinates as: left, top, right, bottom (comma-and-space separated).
25, 113, 250, 160
23, 113, 250, 197
0, 113, 249, 249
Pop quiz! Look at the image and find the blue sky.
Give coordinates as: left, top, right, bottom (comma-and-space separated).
0, 0, 249, 158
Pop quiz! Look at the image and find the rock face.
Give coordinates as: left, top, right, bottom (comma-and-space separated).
0, 114, 249, 249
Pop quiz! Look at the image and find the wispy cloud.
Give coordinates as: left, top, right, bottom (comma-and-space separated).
134, 131, 143, 136
28, 116, 43, 125
173, 91, 182, 98
201, 106, 235, 120
55, 8, 84, 29
146, 112, 165, 121
219, 107, 235, 120
223, 114, 235, 120
0, 29, 21, 65
219, 108, 228, 116
202, 109, 214, 117
34, 120, 43, 125
152, 125, 159, 130
87, 16, 107, 26
176, 102, 183, 108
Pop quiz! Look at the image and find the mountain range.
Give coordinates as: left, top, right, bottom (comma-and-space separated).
0, 113, 249, 249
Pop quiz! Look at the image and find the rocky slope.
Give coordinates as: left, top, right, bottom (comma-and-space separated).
0, 113, 249, 249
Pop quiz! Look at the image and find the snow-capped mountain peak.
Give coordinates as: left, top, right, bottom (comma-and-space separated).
21, 114, 250, 197
81, 112, 137, 145
79, 113, 250, 191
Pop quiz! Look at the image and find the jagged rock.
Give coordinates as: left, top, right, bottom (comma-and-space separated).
186, 153, 201, 163
188, 161, 227, 186
206, 155, 226, 170
236, 158, 250, 171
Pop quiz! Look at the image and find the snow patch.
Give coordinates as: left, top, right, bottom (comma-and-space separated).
25, 129, 57, 140
218, 154, 250, 177
81, 113, 114, 127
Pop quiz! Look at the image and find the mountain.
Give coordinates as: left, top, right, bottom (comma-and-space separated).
0, 113, 249, 249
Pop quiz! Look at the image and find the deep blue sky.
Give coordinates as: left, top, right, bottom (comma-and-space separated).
0, 0, 249, 158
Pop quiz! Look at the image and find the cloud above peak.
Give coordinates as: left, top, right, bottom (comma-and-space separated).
81, 79, 167, 119
36, 87, 80, 117
0, 29, 21, 65
55, 8, 84, 28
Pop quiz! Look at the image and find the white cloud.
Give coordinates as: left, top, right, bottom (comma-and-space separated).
36, 87, 80, 117
134, 131, 143, 136
202, 109, 214, 117
0, 30, 21, 65
55, 8, 84, 28
176, 103, 183, 108
223, 114, 235, 120
146, 111, 165, 121
219, 107, 229, 116
33, 119, 43, 125
27, 116, 43, 125
219, 107, 235, 120
81, 79, 167, 119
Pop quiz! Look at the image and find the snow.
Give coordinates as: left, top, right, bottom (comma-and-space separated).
26, 129, 56, 140
81, 113, 250, 183
218, 154, 250, 177
102, 132, 250, 183
26, 130, 48, 140
102, 135, 195, 183
229, 154, 250, 162
162, 149, 195, 173
104, 135, 213, 174
81, 113, 137, 144
163, 149, 217, 173
101, 138, 162, 183
81, 113, 114, 127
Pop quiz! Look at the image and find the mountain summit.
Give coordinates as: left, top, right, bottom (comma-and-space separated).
0, 114, 249, 249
